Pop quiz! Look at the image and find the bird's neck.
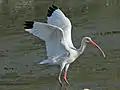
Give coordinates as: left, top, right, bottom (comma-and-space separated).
78, 42, 87, 55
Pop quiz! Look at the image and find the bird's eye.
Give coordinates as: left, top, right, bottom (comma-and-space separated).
86, 38, 90, 42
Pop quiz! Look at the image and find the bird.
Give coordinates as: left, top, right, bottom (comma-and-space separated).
24, 5, 106, 86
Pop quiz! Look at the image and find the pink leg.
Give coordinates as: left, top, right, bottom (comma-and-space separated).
58, 71, 62, 86
58, 63, 66, 86
64, 64, 70, 85
63, 72, 69, 84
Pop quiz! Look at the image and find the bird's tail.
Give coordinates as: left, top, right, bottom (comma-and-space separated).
39, 59, 51, 64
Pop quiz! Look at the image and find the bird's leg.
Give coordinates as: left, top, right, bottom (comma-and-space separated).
64, 64, 70, 85
58, 63, 66, 87
58, 71, 62, 86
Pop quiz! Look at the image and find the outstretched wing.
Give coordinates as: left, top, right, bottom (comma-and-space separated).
24, 21, 68, 57
47, 5, 72, 33
47, 5, 74, 48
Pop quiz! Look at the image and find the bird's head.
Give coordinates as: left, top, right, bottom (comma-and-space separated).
82, 37, 92, 43
82, 37, 106, 58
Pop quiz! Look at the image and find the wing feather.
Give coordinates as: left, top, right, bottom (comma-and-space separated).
47, 5, 71, 31
47, 5, 74, 48
24, 21, 67, 57
25, 22, 57, 41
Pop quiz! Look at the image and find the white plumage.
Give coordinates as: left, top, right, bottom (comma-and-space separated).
24, 5, 105, 86
25, 22, 68, 57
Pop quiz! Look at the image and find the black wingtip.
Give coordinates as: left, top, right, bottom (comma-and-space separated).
24, 21, 34, 29
47, 5, 58, 17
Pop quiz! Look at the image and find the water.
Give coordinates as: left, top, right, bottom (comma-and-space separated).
0, 0, 120, 90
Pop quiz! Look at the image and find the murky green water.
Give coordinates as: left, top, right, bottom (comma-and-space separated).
0, 0, 120, 90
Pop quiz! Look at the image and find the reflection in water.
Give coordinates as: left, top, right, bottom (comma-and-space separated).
58, 85, 69, 90
65, 85, 68, 90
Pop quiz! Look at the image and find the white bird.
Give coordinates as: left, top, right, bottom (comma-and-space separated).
24, 5, 106, 86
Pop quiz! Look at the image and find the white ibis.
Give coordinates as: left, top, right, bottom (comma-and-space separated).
24, 5, 106, 86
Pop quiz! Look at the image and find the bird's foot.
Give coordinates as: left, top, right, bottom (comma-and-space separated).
63, 72, 69, 85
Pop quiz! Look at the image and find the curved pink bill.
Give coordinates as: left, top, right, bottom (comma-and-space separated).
89, 40, 106, 58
